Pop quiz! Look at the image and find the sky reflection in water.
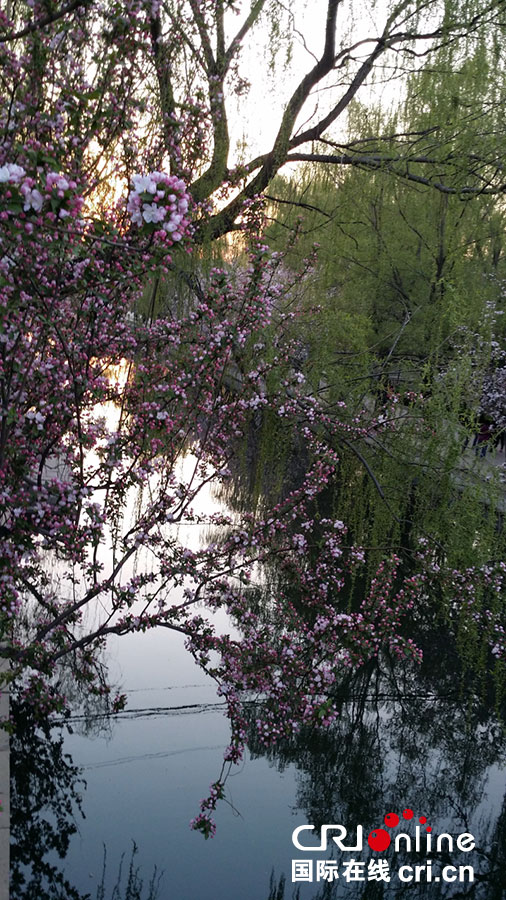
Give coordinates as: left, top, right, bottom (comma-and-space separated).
12, 461, 506, 900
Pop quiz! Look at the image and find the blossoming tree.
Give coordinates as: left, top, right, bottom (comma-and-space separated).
1, 0, 505, 835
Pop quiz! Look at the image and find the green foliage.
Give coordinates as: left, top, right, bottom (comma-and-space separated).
261, 32, 506, 584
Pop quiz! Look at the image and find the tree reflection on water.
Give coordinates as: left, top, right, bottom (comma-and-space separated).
9, 631, 506, 900
10, 698, 87, 900
250, 638, 506, 899
10, 465, 506, 900
10, 698, 162, 900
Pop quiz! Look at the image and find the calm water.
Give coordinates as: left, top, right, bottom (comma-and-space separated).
11, 616, 506, 899
43, 627, 307, 899
10, 463, 506, 899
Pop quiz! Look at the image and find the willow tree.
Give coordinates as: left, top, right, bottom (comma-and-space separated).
264, 24, 506, 365
259, 30, 506, 577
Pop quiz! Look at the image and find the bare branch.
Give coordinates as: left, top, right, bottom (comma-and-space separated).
283, 152, 506, 196
48, 619, 193, 663
264, 193, 332, 218
289, 37, 389, 150
195, 0, 343, 238
194, 0, 506, 240
289, 0, 506, 151
224, 0, 267, 70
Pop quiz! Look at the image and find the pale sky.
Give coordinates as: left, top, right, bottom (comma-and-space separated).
226, 0, 405, 166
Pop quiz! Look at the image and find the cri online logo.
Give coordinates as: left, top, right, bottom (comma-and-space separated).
292, 807, 475, 855
369, 808, 430, 852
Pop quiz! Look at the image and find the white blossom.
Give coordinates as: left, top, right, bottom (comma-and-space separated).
0, 163, 26, 183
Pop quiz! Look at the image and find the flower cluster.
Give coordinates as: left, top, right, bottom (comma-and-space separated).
189, 812, 217, 840
0, 163, 82, 223
126, 172, 191, 243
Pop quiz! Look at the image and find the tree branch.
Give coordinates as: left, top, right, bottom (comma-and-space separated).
194, 0, 506, 239
283, 152, 506, 195
149, 12, 182, 169
194, 0, 343, 238
289, 36, 387, 149
264, 193, 332, 218
186, 2, 232, 201
224, 0, 267, 69
216, 0, 226, 66
0, 0, 91, 43
188, 0, 215, 72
